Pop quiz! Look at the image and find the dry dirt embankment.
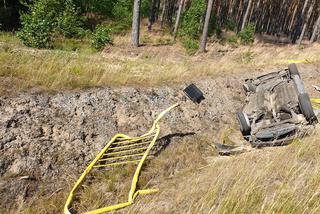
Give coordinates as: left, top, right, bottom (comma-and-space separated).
0, 63, 320, 212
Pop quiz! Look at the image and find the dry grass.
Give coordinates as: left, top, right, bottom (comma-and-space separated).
126, 128, 320, 214
4, 125, 320, 213
1, 32, 320, 95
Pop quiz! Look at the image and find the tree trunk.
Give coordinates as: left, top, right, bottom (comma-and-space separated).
132, 0, 141, 47
311, 14, 320, 43
298, 0, 314, 44
289, 4, 298, 31
3, 0, 6, 8
166, 0, 176, 28
241, 0, 253, 31
248, 0, 255, 24
199, 0, 215, 53
292, 0, 309, 43
160, 0, 167, 29
173, 0, 184, 40
156, 0, 161, 21
148, 0, 158, 31
301, 0, 310, 15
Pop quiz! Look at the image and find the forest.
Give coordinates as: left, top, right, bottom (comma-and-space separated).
0, 0, 320, 52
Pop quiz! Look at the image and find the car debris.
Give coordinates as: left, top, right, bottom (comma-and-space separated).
312, 98, 320, 117
313, 85, 320, 92
213, 143, 250, 156
237, 64, 318, 147
183, 83, 205, 104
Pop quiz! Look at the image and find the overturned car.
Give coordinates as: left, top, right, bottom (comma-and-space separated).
237, 64, 318, 147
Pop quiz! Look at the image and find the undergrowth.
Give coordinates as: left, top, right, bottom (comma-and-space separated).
182, 39, 199, 55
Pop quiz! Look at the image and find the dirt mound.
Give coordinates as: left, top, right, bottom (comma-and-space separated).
0, 73, 246, 210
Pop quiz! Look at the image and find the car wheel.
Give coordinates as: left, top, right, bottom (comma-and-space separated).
243, 82, 256, 93
298, 93, 318, 124
289, 63, 300, 77
236, 112, 251, 135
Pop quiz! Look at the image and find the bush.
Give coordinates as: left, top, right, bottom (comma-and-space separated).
81, 0, 117, 16
110, 0, 132, 33
208, 13, 221, 37
17, 0, 62, 48
17, 0, 85, 48
226, 35, 238, 45
182, 39, 199, 55
225, 19, 237, 31
17, 16, 53, 48
241, 50, 255, 63
238, 23, 255, 44
57, 0, 85, 38
180, 0, 206, 39
110, 0, 149, 33
91, 25, 113, 50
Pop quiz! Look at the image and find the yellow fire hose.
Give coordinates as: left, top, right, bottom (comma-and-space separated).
64, 103, 180, 214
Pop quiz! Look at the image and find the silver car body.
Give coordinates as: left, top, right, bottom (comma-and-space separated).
239, 66, 317, 147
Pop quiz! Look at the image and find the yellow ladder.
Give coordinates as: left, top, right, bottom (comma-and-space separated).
64, 103, 179, 214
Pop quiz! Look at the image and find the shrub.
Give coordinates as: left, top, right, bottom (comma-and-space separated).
226, 35, 238, 45
84, 0, 117, 17
110, 0, 132, 33
57, 0, 85, 38
238, 23, 255, 44
241, 50, 255, 63
17, 16, 53, 48
17, 0, 62, 48
110, 0, 148, 34
91, 25, 113, 50
140, 0, 150, 18
208, 14, 221, 37
17, 0, 85, 48
180, 0, 206, 39
225, 19, 237, 31
182, 39, 199, 55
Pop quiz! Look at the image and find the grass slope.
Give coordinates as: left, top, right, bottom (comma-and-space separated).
1, 32, 320, 95
128, 130, 320, 214
9, 128, 320, 214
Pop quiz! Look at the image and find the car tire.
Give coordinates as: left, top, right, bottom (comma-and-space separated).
243, 82, 256, 93
298, 93, 318, 124
293, 75, 306, 94
236, 112, 251, 135
289, 63, 300, 77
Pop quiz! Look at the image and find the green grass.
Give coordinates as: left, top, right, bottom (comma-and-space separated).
52, 38, 94, 54
182, 38, 199, 55
0, 32, 94, 53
